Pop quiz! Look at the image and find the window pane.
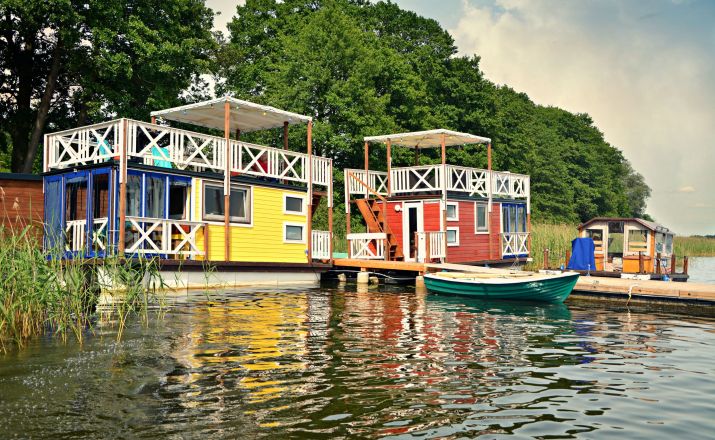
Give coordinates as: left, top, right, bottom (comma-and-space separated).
608, 221, 624, 233
447, 204, 457, 219
447, 229, 457, 243
628, 229, 648, 252
126, 174, 142, 216
502, 205, 508, 232
168, 180, 187, 220
476, 204, 487, 230
285, 196, 303, 213
145, 176, 165, 218
204, 185, 224, 217
509, 206, 517, 233
230, 189, 247, 219
517, 205, 526, 232
286, 225, 303, 241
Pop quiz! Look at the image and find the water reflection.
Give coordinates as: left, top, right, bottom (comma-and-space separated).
1, 287, 714, 438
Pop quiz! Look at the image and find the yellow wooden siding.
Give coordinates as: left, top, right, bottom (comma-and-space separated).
193, 180, 308, 263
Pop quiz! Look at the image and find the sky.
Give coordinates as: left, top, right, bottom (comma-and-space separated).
207, 0, 715, 235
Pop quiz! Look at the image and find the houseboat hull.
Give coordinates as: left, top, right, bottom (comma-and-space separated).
423, 272, 579, 303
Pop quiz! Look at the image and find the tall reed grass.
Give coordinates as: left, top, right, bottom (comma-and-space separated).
674, 236, 715, 257
0, 224, 166, 352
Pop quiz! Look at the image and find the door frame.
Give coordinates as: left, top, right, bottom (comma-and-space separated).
402, 201, 424, 262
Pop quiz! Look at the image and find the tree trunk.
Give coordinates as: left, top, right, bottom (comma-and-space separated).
21, 38, 63, 174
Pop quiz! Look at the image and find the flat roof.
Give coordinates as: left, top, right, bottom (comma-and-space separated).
150, 96, 312, 133
364, 129, 491, 149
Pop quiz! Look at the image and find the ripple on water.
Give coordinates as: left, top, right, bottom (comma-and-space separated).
1, 288, 715, 439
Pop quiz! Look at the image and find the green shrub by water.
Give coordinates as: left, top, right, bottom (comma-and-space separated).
0, 225, 165, 352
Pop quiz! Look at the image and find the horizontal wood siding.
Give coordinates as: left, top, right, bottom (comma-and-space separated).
195, 181, 308, 263
446, 200, 501, 263
0, 179, 44, 237
386, 201, 403, 249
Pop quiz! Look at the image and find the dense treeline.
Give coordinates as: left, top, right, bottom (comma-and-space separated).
0, 0, 651, 223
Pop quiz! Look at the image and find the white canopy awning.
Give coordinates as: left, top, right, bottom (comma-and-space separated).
150, 96, 312, 133
364, 129, 490, 148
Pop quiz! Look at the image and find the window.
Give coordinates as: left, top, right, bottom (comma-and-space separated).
125, 174, 142, 216
446, 227, 460, 246
475, 203, 488, 233
586, 228, 604, 252
628, 229, 648, 253
284, 222, 305, 243
665, 234, 673, 255
168, 180, 189, 220
203, 183, 251, 224
284, 195, 304, 214
446, 202, 459, 221
501, 203, 527, 233
145, 176, 165, 218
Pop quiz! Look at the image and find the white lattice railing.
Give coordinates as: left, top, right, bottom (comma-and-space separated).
492, 172, 529, 199
45, 120, 122, 171
311, 230, 332, 260
347, 233, 387, 260
501, 232, 529, 257
447, 165, 489, 197
124, 217, 205, 257
45, 119, 332, 190
127, 120, 226, 173
391, 165, 443, 194
344, 169, 388, 198
65, 220, 87, 252
416, 231, 446, 262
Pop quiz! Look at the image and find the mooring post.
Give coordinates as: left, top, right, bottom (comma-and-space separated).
357, 270, 369, 286
543, 248, 549, 270
639, 251, 644, 274
671, 254, 677, 274
683, 256, 689, 275
656, 252, 662, 275
565, 250, 571, 269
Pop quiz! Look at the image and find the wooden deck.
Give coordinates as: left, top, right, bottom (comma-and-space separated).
574, 276, 715, 303
332, 258, 715, 304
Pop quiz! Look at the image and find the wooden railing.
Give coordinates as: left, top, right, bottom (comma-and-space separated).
344, 169, 388, 198
415, 231, 446, 262
45, 119, 332, 190
347, 232, 387, 260
311, 230, 332, 260
501, 232, 529, 257
64, 217, 110, 253
391, 165, 443, 194
46, 120, 122, 171
124, 217, 206, 258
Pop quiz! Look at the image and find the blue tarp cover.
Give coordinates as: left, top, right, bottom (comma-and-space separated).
567, 237, 596, 270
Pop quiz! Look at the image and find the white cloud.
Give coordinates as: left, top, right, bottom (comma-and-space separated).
449, 0, 715, 234
678, 185, 696, 193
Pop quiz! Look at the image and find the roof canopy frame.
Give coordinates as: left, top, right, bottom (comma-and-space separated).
150, 96, 312, 134
364, 129, 491, 149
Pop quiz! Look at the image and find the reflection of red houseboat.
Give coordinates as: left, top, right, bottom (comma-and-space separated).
344, 130, 531, 265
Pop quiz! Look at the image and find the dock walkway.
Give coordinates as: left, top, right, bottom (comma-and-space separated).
332, 258, 715, 304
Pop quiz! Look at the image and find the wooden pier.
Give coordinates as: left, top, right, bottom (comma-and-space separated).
332, 258, 715, 305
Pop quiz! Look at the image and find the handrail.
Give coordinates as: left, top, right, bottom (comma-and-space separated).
346, 171, 388, 203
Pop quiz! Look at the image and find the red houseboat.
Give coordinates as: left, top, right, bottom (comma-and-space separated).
344, 130, 530, 265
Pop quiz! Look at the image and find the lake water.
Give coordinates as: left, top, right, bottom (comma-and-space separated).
1, 287, 715, 439
688, 256, 715, 284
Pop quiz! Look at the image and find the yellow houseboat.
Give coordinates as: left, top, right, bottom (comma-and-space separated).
43, 96, 333, 288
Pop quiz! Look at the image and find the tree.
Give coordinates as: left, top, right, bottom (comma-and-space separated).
0, 0, 216, 172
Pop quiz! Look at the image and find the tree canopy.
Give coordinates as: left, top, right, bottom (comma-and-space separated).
0, 0, 651, 223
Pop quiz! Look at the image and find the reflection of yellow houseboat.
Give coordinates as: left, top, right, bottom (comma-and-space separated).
42, 97, 333, 287
577, 217, 677, 276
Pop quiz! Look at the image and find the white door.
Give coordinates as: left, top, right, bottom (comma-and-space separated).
402, 202, 424, 262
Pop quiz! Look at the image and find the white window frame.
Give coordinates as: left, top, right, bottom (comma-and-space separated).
446, 202, 459, 221
283, 221, 306, 244
474, 202, 489, 234
202, 181, 253, 225
283, 193, 306, 215
446, 226, 460, 247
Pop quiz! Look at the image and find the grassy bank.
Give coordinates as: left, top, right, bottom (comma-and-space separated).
674, 236, 715, 257
0, 225, 165, 352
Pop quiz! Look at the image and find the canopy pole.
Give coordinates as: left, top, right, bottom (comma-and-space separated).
307, 121, 313, 262
364, 141, 369, 199
386, 139, 392, 197
283, 121, 289, 149
118, 118, 128, 255
487, 142, 493, 260
441, 133, 447, 263
414, 146, 419, 166
224, 100, 231, 262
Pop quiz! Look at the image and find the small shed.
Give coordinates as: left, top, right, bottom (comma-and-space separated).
578, 217, 674, 273
0, 173, 44, 237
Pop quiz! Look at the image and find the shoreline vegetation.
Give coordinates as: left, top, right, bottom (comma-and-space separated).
0, 224, 166, 353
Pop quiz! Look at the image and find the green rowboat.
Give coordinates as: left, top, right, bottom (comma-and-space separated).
423, 271, 580, 303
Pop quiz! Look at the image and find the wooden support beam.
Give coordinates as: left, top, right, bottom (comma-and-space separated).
364, 141, 369, 199
283, 121, 289, 150
118, 119, 128, 255
671, 254, 677, 274
639, 251, 645, 274
307, 120, 313, 262
683, 256, 689, 275
224, 100, 231, 262
487, 142, 492, 260
543, 248, 550, 270
656, 252, 662, 274
441, 133, 447, 263
386, 139, 392, 197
